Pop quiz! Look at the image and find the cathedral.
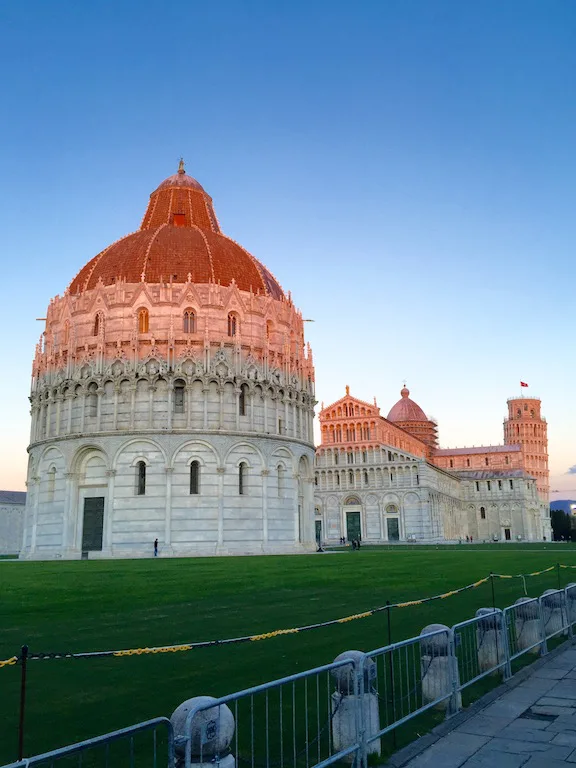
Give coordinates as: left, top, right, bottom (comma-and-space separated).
20, 165, 550, 558
313, 387, 551, 544
21, 163, 316, 559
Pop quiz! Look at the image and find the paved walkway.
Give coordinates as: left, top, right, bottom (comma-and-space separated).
395, 645, 576, 767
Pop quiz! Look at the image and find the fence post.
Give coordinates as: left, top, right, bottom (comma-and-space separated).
18, 644, 28, 762
558, 563, 562, 590
171, 696, 235, 768
331, 651, 379, 765
386, 601, 397, 750
490, 572, 496, 610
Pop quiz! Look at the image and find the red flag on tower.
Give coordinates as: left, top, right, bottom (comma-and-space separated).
520, 381, 528, 387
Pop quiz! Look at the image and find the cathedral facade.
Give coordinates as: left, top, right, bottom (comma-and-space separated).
313, 387, 550, 545
21, 164, 316, 559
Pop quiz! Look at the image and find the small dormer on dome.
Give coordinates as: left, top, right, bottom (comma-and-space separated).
387, 386, 438, 448
387, 387, 428, 423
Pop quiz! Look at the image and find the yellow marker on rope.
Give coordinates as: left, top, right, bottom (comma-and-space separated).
0, 656, 18, 668
396, 600, 423, 608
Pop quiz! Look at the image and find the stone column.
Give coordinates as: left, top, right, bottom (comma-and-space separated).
61, 471, 76, 554
55, 394, 62, 436
113, 385, 120, 430
261, 469, 269, 547
234, 387, 240, 430
263, 393, 268, 433
46, 397, 52, 438
217, 467, 225, 548
186, 385, 193, 429
103, 469, 116, 553
167, 385, 173, 430
203, 386, 209, 429
66, 392, 74, 434
129, 384, 136, 429
80, 390, 86, 433
164, 467, 173, 552
96, 388, 103, 432
29, 476, 40, 554
249, 391, 255, 431
148, 385, 155, 428
218, 386, 224, 429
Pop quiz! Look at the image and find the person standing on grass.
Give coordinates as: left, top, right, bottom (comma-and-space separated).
154, 538, 158, 557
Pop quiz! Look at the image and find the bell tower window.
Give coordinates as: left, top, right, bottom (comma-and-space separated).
138, 308, 149, 334
228, 313, 238, 337
183, 309, 196, 333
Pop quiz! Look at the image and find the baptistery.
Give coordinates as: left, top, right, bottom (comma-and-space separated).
22, 162, 316, 559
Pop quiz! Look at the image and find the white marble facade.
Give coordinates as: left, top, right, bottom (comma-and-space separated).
314, 449, 549, 544
23, 347, 316, 559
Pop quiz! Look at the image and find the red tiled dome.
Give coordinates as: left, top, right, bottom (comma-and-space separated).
68, 163, 284, 299
387, 387, 428, 422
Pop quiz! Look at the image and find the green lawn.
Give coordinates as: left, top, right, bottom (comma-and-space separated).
1, 545, 575, 765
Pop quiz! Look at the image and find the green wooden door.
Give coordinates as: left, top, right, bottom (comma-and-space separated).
387, 517, 400, 541
82, 497, 104, 551
346, 511, 361, 541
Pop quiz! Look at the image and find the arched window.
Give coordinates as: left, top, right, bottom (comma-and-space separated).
348, 470, 354, 485
87, 383, 98, 417
449, 459, 454, 468
228, 313, 238, 337
505, 455, 509, 464
363, 471, 368, 486
480, 506, 486, 520
190, 461, 200, 495
466, 458, 470, 467
183, 309, 195, 333
277, 465, 285, 497
138, 308, 149, 334
239, 462, 247, 495
174, 381, 185, 413
136, 461, 146, 495
485, 457, 489, 466
239, 384, 248, 416
93, 312, 104, 337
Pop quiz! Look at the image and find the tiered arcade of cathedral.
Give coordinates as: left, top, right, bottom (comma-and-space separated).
313, 387, 550, 544
21, 164, 550, 559
21, 163, 316, 559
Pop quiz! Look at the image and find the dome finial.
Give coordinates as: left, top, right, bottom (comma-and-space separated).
178, 157, 185, 174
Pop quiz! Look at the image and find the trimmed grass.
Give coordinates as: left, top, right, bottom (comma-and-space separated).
1, 545, 576, 764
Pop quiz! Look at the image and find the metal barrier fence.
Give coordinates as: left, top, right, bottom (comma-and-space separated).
2, 718, 173, 768
9, 584, 576, 768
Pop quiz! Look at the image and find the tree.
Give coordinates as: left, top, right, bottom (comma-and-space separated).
551, 508, 572, 541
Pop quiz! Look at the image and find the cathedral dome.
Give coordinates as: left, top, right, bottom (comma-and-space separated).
68, 162, 284, 299
387, 387, 428, 422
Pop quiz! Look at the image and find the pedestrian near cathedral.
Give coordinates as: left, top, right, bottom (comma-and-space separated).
153, 538, 158, 557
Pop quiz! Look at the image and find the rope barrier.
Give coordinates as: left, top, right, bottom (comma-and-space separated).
3, 564, 575, 668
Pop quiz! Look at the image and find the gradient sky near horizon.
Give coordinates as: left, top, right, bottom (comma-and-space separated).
1, 1, 575, 498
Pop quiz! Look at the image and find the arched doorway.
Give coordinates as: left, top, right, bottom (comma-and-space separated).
344, 496, 362, 541
385, 504, 400, 541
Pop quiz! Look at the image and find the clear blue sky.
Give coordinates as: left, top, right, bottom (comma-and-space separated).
1, 0, 575, 497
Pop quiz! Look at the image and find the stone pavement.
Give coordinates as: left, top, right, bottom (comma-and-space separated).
390, 644, 576, 767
